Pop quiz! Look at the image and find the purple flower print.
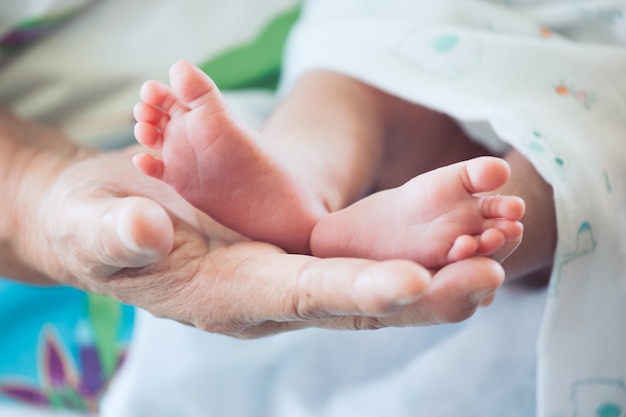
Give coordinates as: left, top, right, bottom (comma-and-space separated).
0, 327, 126, 412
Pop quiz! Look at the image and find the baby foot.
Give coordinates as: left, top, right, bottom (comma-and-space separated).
310, 157, 525, 269
133, 61, 326, 253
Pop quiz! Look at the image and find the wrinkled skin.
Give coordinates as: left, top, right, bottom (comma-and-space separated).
1, 111, 504, 339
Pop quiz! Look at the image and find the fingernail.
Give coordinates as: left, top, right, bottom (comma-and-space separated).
116, 218, 157, 257
470, 288, 496, 305
479, 293, 496, 307
115, 203, 163, 258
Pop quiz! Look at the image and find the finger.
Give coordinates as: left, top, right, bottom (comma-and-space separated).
187, 245, 433, 335
248, 256, 505, 337
265, 254, 433, 317
376, 256, 505, 326
91, 196, 174, 276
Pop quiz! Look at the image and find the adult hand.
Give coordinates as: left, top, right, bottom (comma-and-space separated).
2, 112, 504, 338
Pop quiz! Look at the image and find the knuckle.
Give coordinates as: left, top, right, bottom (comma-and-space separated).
348, 316, 387, 331
293, 259, 328, 320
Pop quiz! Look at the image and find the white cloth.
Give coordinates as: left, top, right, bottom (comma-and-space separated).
278, 0, 626, 416
102, 283, 547, 417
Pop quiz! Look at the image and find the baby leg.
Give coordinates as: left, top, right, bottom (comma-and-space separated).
133, 61, 326, 253
311, 156, 525, 269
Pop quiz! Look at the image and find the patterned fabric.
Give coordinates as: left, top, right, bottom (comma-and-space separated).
0, 280, 134, 412
0, 1, 298, 413
0, 2, 134, 412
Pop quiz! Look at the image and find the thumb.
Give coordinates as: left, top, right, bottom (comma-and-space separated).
94, 196, 174, 273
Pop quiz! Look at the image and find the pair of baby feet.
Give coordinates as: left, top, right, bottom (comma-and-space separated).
133, 61, 525, 269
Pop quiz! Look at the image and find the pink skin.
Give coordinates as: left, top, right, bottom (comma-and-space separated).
133, 61, 525, 268
0, 108, 508, 337
311, 157, 525, 268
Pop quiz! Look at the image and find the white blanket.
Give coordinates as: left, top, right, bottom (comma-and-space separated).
102, 282, 546, 417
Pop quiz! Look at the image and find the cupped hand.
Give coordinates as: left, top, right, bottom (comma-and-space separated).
43, 155, 503, 336
7, 119, 503, 338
